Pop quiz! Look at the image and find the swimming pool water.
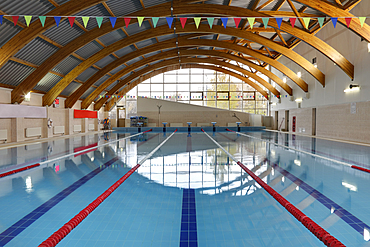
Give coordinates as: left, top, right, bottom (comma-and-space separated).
0, 130, 369, 246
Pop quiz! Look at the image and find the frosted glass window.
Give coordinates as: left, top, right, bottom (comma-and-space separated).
151, 84, 163, 91
164, 74, 176, 83
151, 74, 163, 83
177, 84, 189, 91
164, 84, 176, 91
190, 84, 203, 91
190, 73, 203, 82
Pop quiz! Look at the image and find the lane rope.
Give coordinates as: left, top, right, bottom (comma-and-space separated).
39, 129, 177, 247
202, 129, 345, 247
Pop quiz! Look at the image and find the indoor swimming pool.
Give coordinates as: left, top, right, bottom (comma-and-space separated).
0, 130, 369, 247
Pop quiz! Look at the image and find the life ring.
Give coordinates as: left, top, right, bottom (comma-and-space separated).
47, 118, 53, 129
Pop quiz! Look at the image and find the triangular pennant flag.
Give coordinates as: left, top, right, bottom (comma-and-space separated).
234, 17, 241, 28
54, 16, 61, 27
359, 17, 366, 27
124, 17, 131, 28
345, 17, 352, 28
289, 18, 296, 28
109, 17, 117, 28
275, 18, 283, 29
317, 17, 325, 28
207, 18, 214, 28
137, 17, 144, 27
82, 17, 89, 28
194, 17, 201, 29
180, 18, 187, 28
0, 15, 2, 25
39, 16, 46, 27
68, 17, 75, 27
96, 17, 103, 28
303, 17, 310, 29
331, 17, 338, 28
12, 16, 19, 26
152, 17, 159, 28
221, 17, 228, 28
247, 18, 255, 29
166, 17, 173, 28
262, 18, 269, 28
24, 16, 32, 27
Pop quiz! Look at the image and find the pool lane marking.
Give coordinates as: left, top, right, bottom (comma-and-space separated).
180, 189, 198, 247
226, 129, 370, 174
0, 157, 119, 247
0, 130, 153, 180
202, 129, 345, 247
39, 129, 178, 247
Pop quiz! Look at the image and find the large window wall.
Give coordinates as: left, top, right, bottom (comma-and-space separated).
125, 68, 268, 117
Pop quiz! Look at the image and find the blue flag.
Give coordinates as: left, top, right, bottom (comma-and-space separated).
0, 15, 3, 25
54, 16, 61, 27
166, 17, 173, 28
109, 17, 117, 28
331, 17, 338, 28
275, 18, 283, 29
221, 17, 228, 28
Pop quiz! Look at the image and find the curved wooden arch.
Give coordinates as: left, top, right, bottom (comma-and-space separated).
93, 59, 270, 110
12, 3, 350, 104
65, 37, 293, 108
43, 28, 308, 106
84, 54, 275, 109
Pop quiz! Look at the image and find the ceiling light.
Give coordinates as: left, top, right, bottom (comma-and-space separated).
295, 98, 302, 103
314, 64, 318, 68
344, 84, 360, 93
297, 71, 302, 78
24, 92, 31, 102
283, 77, 287, 83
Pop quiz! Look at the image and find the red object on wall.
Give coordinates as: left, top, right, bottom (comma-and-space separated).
74, 109, 97, 118
292, 116, 296, 132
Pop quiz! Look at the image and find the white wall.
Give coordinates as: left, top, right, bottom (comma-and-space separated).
271, 0, 370, 111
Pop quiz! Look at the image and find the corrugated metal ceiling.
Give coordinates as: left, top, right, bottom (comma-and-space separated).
52, 55, 82, 76
0, 61, 35, 87
75, 41, 103, 60
33, 73, 63, 92
42, 18, 85, 46
60, 81, 80, 97
105, 0, 143, 17
76, 67, 99, 82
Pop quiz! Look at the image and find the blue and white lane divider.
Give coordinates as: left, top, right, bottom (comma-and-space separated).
39, 129, 177, 247
201, 129, 345, 247
226, 129, 370, 174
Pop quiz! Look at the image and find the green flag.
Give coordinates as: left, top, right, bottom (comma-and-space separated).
262, 18, 269, 28
96, 17, 103, 28
303, 17, 310, 29
317, 17, 325, 28
82, 17, 89, 28
39, 16, 46, 27
24, 16, 32, 27
359, 17, 366, 27
194, 17, 201, 29
247, 18, 255, 29
137, 17, 144, 27
207, 18, 214, 28
152, 17, 159, 28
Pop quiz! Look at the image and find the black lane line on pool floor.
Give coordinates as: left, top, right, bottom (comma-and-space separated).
180, 189, 198, 247
0, 157, 119, 247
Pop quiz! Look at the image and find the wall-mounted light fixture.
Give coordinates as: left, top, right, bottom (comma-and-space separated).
295, 98, 303, 103
312, 57, 317, 68
24, 92, 31, 102
297, 71, 302, 78
283, 77, 287, 83
368, 43, 370, 53
344, 84, 360, 93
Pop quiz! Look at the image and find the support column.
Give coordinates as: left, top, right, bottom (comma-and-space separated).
11, 118, 25, 142
82, 118, 88, 133
65, 109, 73, 135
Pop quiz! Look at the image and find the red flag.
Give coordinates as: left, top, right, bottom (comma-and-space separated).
180, 18, 187, 29
345, 17, 352, 27
234, 18, 241, 28
68, 17, 76, 27
12, 16, 19, 26
124, 17, 131, 28
289, 18, 296, 28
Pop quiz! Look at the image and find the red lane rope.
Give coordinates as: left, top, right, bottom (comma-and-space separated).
226, 128, 236, 133
236, 161, 345, 247
39, 164, 141, 247
0, 164, 40, 178
143, 129, 153, 133
351, 165, 370, 174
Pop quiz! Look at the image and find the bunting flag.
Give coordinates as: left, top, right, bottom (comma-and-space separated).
152, 17, 159, 28
303, 17, 310, 29
39, 16, 46, 27
194, 17, 201, 29
317, 17, 325, 28
12, 16, 19, 26
54, 16, 61, 27
180, 17, 187, 28
331, 17, 338, 28
207, 18, 214, 28
234, 17, 241, 28
68, 17, 75, 27
82, 17, 89, 28
24, 16, 32, 27
124, 17, 131, 28
96, 17, 103, 28
166, 17, 173, 28
109, 17, 117, 28
0, 15, 2, 25
275, 18, 283, 29
247, 18, 255, 29
262, 18, 269, 28
221, 17, 228, 28
345, 17, 352, 28
137, 17, 144, 27
359, 17, 366, 27
289, 18, 296, 28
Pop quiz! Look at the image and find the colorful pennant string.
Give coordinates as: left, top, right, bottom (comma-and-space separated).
166, 17, 173, 28
289, 18, 296, 28
262, 18, 269, 28
207, 18, 214, 28
331, 17, 338, 28
359, 17, 366, 27
180, 17, 187, 28
317, 17, 325, 28
82, 17, 89, 28
152, 17, 159, 28
12, 16, 19, 26
275, 18, 283, 29
96, 17, 103, 28
303, 17, 310, 29
194, 17, 201, 29
109, 17, 117, 28
54, 16, 61, 27
345, 17, 352, 27
124, 17, 131, 28
234, 17, 241, 28
0, 15, 2, 25
247, 18, 255, 29
68, 17, 75, 27
221, 17, 228, 28
24, 16, 32, 27
137, 17, 144, 27
39, 16, 46, 27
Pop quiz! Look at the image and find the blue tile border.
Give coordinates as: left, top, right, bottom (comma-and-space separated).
0, 157, 119, 247
267, 159, 370, 237
180, 189, 198, 247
